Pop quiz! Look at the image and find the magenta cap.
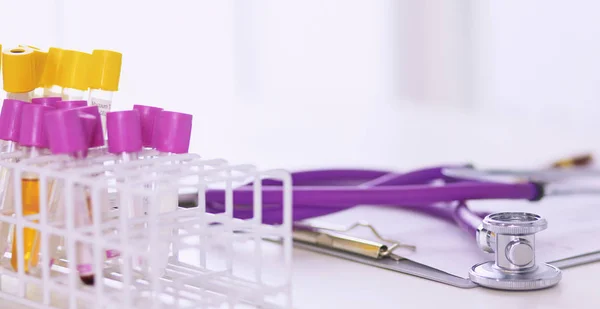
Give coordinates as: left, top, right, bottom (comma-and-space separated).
107, 111, 143, 154
31, 97, 62, 108
45, 109, 90, 155
0, 99, 26, 142
80, 114, 98, 148
71, 106, 104, 148
133, 105, 164, 147
55, 100, 87, 110
19, 104, 55, 148
152, 111, 193, 154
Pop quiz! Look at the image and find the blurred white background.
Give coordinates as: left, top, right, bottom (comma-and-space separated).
1, 0, 599, 170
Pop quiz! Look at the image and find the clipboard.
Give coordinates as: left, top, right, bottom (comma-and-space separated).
292, 222, 600, 289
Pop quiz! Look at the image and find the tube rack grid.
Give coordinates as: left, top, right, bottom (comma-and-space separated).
0, 148, 293, 308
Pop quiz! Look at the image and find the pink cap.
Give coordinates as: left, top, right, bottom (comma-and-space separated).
133, 105, 163, 147
152, 111, 193, 154
45, 109, 90, 155
19, 104, 55, 148
31, 97, 62, 108
0, 99, 26, 142
106, 111, 143, 154
71, 106, 104, 148
55, 100, 87, 110
80, 114, 98, 148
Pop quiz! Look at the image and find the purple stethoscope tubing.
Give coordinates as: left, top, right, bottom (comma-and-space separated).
203, 166, 513, 234
206, 166, 543, 207
206, 181, 540, 207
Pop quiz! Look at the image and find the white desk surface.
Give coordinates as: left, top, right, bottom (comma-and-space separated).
291, 247, 600, 309
212, 102, 600, 309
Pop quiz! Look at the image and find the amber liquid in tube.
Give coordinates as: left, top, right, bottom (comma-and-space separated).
11, 177, 41, 272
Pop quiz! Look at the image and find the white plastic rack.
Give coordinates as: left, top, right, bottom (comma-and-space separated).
0, 148, 293, 309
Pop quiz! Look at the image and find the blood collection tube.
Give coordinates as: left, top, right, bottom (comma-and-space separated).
132, 105, 163, 150
39, 47, 64, 97
44, 105, 105, 268
2, 47, 37, 102
147, 111, 193, 271
31, 97, 62, 108
153, 111, 193, 158
104, 110, 143, 260
10, 104, 55, 273
0, 100, 25, 262
19, 45, 48, 98
55, 100, 88, 110
45, 109, 96, 285
0, 100, 25, 153
89, 50, 122, 136
72, 106, 105, 157
107, 110, 142, 162
60, 50, 91, 101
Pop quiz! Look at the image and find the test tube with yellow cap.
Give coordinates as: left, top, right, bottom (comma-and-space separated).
89, 49, 122, 135
19, 45, 48, 98
39, 47, 64, 97
60, 50, 91, 101
2, 47, 37, 102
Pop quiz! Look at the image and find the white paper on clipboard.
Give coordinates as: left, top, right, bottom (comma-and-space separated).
302, 195, 600, 279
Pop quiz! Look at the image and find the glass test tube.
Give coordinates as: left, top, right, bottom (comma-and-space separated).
44, 106, 104, 271
31, 97, 62, 109
39, 47, 65, 97
55, 100, 87, 110
143, 110, 193, 273
89, 50, 122, 137
44, 109, 97, 284
0, 100, 26, 262
18, 45, 48, 99
103, 110, 143, 262
2, 47, 37, 102
133, 105, 163, 151
9, 104, 55, 273
60, 50, 91, 101
72, 106, 106, 159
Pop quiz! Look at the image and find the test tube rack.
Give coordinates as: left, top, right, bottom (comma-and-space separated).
0, 148, 293, 309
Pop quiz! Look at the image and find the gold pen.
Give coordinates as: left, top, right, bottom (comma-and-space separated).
293, 227, 386, 259
293, 223, 415, 260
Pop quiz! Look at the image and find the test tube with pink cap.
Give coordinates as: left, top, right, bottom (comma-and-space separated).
102, 110, 144, 261
0, 99, 26, 154
0, 100, 26, 260
151, 110, 192, 211
31, 97, 62, 109
72, 106, 105, 156
138, 110, 192, 273
133, 105, 163, 152
54, 100, 88, 110
44, 109, 97, 285
8, 104, 55, 273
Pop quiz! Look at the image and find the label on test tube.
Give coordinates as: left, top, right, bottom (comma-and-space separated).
89, 98, 111, 116
90, 97, 111, 134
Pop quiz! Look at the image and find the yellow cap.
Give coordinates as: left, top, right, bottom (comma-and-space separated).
39, 47, 64, 88
19, 45, 48, 87
2, 47, 37, 93
89, 49, 122, 91
60, 50, 91, 90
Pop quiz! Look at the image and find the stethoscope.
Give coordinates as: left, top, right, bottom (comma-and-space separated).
194, 157, 599, 291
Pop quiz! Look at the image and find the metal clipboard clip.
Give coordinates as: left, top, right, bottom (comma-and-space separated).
293, 221, 416, 261
292, 221, 479, 289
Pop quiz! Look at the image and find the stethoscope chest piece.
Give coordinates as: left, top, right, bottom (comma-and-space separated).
469, 212, 562, 291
